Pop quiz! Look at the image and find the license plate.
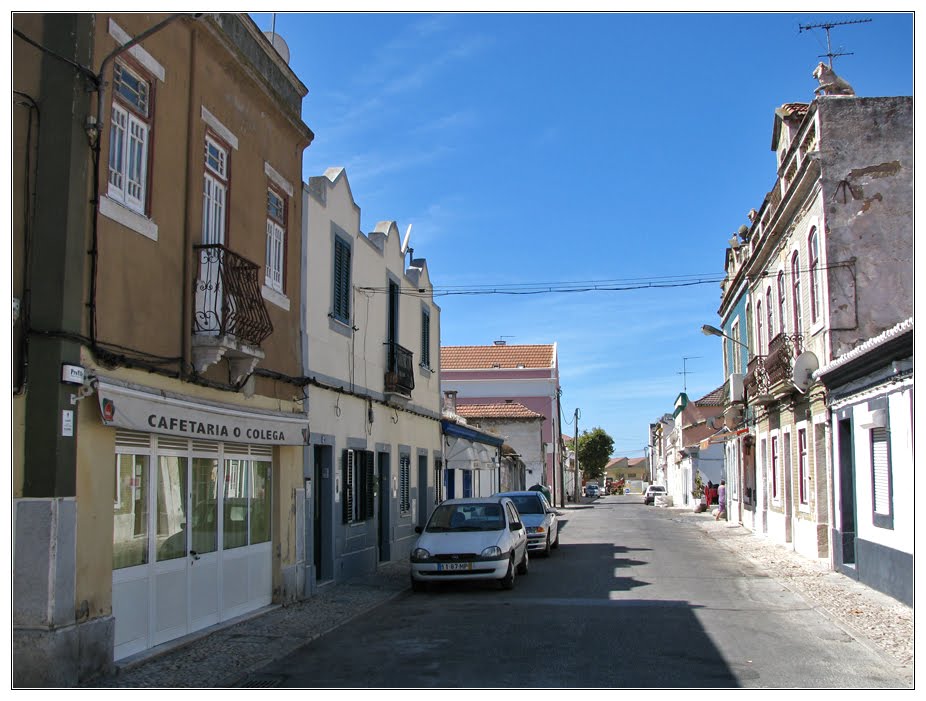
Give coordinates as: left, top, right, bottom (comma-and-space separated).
437, 562, 472, 571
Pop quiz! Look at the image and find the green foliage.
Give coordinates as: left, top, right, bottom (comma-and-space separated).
692, 473, 703, 499
577, 427, 614, 483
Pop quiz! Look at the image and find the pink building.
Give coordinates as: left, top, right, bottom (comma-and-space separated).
440, 342, 563, 499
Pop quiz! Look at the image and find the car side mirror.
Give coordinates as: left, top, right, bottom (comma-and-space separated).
414, 526, 423, 534
509, 522, 522, 531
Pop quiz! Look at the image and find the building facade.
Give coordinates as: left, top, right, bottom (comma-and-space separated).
663, 389, 726, 508
453, 399, 545, 495
302, 167, 444, 584
440, 343, 563, 500
818, 319, 913, 605
734, 95, 913, 561
13, 13, 314, 684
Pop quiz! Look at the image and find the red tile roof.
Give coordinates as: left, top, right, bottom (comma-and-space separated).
695, 385, 726, 406
455, 402, 545, 420
440, 344, 555, 370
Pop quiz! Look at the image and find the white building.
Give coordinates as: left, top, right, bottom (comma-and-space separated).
302, 168, 443, 585
817, 318, 913, 605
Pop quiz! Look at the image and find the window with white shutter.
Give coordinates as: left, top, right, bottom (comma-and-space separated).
265, 188, 286, 292
107, 61, 151, 214
871, 427, 893, 528
202, 135, 229, 245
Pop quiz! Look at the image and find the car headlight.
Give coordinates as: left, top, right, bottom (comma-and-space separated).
526, 526, 545, 534
480, 545, 502, 558
411, 548, 431, 560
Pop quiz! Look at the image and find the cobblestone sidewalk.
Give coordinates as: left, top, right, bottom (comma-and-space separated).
684, 509, 914, 678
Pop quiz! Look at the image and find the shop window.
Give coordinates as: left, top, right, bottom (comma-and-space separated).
114, 452, 150, 569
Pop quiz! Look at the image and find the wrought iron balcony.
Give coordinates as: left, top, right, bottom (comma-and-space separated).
765, 333, 803, 387
193, 244, 273, 347
384, 341, 415, 397
744, 355, 770, 399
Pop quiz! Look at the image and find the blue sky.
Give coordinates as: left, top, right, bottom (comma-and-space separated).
250, 11, 914, 457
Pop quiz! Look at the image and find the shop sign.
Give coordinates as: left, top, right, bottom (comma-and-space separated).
97, 380, 309, 445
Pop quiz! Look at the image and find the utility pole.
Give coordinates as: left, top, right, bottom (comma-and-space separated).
573, 408, 580, 502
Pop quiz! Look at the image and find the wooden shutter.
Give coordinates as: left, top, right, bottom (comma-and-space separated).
342, 449, 352, 523
333, 238, 351, 322
363, 451, 375, 521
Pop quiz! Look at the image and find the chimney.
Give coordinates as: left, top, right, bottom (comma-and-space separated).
444, 390, 458, 414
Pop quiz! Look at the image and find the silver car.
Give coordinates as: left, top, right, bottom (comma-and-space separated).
495, 491, 559, 557
410, 497, 529, 591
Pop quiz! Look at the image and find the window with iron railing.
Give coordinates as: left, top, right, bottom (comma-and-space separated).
385, 341, 415, 395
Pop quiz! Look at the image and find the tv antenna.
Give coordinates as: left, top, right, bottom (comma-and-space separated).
678, 356, 702, 394
799, 18, 872, 68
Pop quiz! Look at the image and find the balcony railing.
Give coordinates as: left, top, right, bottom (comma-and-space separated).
384, 341, 415, 396
765, 333, 803, 387
193, 244, 273, 347
744, 355, 769, 398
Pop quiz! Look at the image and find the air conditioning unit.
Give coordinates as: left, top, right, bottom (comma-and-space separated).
728, 373, 744, 403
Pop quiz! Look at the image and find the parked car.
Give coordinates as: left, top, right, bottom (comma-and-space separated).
410, 497, 529, 592
643, 484, 666, 505
585, 484, 601, 498
495, 490, 559, 557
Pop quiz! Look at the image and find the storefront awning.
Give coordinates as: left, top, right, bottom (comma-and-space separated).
96, 377, 309, 445
444, 436, 497, 471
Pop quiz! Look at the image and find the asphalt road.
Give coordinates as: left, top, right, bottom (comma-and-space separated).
246, 495, 904, 688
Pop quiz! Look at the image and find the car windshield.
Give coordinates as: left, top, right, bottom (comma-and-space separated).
508, 495, 544, 515
426, 503, 505, 532
650, 486, 665, 492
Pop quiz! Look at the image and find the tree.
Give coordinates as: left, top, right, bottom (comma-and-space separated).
577, 427, 614, 483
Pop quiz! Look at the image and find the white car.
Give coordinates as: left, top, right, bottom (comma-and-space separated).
495, 491, 559, 557
410, 497, 529, 591
644, 484, 667, 505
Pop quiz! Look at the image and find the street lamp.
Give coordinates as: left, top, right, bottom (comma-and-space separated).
701, 324, 749, 349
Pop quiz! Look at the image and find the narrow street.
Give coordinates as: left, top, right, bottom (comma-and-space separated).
238, 495, 908, 688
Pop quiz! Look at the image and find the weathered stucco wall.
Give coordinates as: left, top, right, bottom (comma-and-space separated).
817, 96, 913, 356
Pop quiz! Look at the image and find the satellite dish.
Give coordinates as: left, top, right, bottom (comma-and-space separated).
401, 224, 412, 254
791, 351, 819, 393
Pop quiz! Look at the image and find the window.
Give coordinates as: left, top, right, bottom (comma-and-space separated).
770, 436, 779, 500
265, 188, 286, 292
420, 307, 431, 369
114, 452, 149, 569
399, 455, 411, 514
730, 320, 742, 374
871, 427, 893, 528
809, 228, 821, 323
756, 300, 764, 354
462, 470, 473, 498
777, 272, 787, 336
798, 428, 808, 505
342, 449, 374, 524
766, 287, 774, 340
791, 252, 803, 335
108, 61, 152, 214
332, 236, 352, 324
203, 134, 229, 245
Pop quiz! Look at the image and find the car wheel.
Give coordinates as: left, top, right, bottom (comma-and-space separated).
552, 530, 560, 549
500, 557, 516, 590
543, 534, 551, 557
411, 577, 426, 593
517, 549, 529, 575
